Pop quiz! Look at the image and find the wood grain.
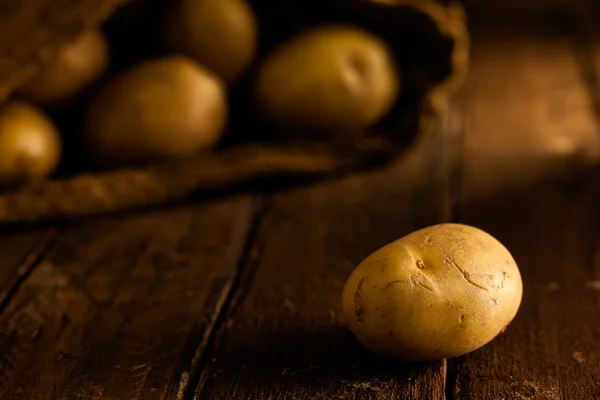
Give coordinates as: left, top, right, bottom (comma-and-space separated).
0, 197, 256, 399
448, 14, 600, 400
195, 104, 461, 399
0, 228, 58, 309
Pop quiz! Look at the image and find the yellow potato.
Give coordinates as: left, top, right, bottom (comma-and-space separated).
341, 223, 523, 361
0, 101, 62, 187
253, 25, 400, 133
165, 0, 258, 84
84, 56, 227, 167
17, 30, 109, 106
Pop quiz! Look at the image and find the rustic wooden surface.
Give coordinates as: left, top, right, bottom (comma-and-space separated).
1, 3, 600, 400
447, 12, 600, 399
194, 89, 458, 399
0, 199, 257, 399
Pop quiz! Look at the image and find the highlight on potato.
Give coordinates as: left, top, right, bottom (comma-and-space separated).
341, 223, 523, 361
0, 101, 62, 188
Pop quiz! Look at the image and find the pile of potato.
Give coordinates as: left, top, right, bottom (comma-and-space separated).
0, 0, 402, 189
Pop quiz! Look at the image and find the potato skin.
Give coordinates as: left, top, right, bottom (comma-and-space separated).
253, 25, 400, 133
84, 56, 227, 167
341, 223, 523, 361
17, 30, 109, 106
165, 0, 257, 84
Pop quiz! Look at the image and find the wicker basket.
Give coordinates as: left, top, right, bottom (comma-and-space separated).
0, 0, 469, 224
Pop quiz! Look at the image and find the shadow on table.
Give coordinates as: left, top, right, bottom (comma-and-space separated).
202, 325, 439, 396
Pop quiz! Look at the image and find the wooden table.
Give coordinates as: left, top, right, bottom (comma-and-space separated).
1, 5, 600, 399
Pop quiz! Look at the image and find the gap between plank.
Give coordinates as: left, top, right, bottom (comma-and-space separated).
182, 196, 272, 400
444, 358, 460, 400
0, 227, 61, 314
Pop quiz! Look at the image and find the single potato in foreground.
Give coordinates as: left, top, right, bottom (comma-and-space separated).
341, 223, 523, 361
0, 101, 62, 187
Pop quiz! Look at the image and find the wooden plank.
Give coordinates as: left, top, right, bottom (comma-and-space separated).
569, 0, 600, 119
195, 105, 461, 398
459, 29, 600, 202
0, 196, 256, 399
452, 182, 600, 400
448, 17, 600, 400
0, 228, 58, 309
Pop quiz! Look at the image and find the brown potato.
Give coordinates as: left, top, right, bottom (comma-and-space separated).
253, 25, 400, 133
84, 56, 227, 167
165, 0, 258, 84
341, 223, 523, 361
0, 101, 62, 187
17, 30, 109, 106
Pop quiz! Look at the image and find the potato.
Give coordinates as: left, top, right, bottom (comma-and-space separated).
341, 223, 523, 361
0, 101, 62, 187
165, 0, 258, 84
253, 25, 400, 133
17, 30, 109, 106
84, 55, 228, 167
